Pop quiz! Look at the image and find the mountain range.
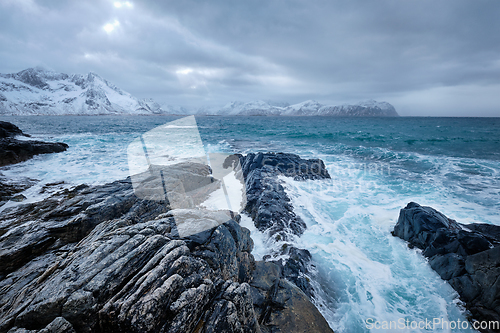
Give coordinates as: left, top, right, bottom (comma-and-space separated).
0, 68, 398, 117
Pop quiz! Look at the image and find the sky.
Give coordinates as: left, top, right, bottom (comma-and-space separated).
0, 0, 499, 116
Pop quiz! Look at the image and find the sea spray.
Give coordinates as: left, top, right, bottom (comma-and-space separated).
1, 115, 499, 332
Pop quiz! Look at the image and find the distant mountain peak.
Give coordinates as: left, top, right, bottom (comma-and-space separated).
0, 68, 398, 117
0, 68, 164, 115
318, 100, 398, 117
197, 99, 398, 117
13, 67, 51, 89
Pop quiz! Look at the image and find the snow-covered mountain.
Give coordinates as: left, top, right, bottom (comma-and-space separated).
158, 103, 191, 116
198, 99, 399, 117
0, 68, 398, 117
317, 100, 398, 117
0, 67, 165, 115
281, 100, 324, 116
197, 100, 283, 116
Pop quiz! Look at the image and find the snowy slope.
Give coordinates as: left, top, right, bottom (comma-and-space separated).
0, 67, 164, 115
198, 99, 398, 117
197, 100, 283, 116
317, 100, 399, 117
158, 103, 191, 115
223, 100, 283, 116
0, 68, 398, 117
281, 100, 323, 116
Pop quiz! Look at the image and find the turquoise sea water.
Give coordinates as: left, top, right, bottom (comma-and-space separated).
1, 115, 499, 332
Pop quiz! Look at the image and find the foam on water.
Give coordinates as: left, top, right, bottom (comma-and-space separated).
0, 134, 231, 213
0, 132, 131, 213
239, 214, 268, 261
280, 159, 479, 332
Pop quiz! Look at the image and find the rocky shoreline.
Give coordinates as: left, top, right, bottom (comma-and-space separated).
0, 152, 333, 333
0, 121, 68, 168
3, 124, 499, 332
0, 121, 68, 206
393, 202, 500, 333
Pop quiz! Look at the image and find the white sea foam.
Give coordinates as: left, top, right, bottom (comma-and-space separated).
280, 159, 479, 332
0, 129, 234, 213
1, 117, 498, 333
200, 170, 246, 213
239, 213, 268, 261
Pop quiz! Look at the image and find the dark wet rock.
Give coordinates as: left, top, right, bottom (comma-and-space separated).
0, 138, 68, 167
0, 121, 68, 167
463, 223, 500, 246
238, 152, 329, 237
393, 202, 500, 332
0, 153, 333, 333
7, 316, 76, 333
237, 153, 330, 298
281, 247, 315, 298
0, 174, 36, 208
0, 121, 29, 139
0, 177, 259, 332
250, 261, 333, 333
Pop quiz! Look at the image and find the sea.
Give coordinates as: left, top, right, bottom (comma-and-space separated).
1, 115, 499, 332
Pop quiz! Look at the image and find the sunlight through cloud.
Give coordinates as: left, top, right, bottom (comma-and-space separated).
103, 20, 120, 33
176, 68, 194, 75
114, 1, 133, 9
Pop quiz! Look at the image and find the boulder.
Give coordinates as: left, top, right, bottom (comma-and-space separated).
250, 261, 333, 333
393, 202, 500, 332
238, 152, 329, 237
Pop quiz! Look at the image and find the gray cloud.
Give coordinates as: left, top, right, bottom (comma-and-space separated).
0, 0, 499, 115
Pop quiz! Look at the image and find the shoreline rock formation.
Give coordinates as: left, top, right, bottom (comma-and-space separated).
238, 153, 330, 298
0, 121, 68, 167
1, 121, 68, 206
0, 153, 334, 333
392, 202, 500, 333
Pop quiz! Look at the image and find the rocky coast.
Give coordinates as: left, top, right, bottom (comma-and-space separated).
0, 152, 333, 333
0, 121, 68, 207
3, 118, 499, 332
0, 121, 68, 168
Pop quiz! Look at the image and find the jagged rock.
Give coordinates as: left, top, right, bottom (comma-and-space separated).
0, 174, 36, 208
0, 153, 334, 333
0, 176, 258, 332
250, 261, 333, 333
392, 202, 500, 333
7, 317, 76, 333
238, 152, 329, 236
0, 121, 68, 167
237, 153, 330, 297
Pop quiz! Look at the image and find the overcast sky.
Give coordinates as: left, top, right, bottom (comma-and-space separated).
1, 0, 499, 116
